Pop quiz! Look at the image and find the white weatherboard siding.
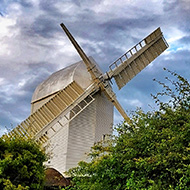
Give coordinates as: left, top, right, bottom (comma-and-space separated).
44, 92, 113, 175
66, 101, 96, 171
95, 92, 113, 142
66, 92, 113, 172
44, 118, 69, 173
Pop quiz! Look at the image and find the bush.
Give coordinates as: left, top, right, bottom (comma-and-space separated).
0, 137, 46, 190
67, 69, 190, 190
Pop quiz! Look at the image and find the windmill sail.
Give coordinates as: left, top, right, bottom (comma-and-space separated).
2, 81, 96, 143
106, 27, 168, 89
60, 23, 131, 122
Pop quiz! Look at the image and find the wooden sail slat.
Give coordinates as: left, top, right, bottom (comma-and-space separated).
4, 81, 85, 140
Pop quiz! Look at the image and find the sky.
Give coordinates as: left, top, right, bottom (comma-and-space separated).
0, 0, 190, 135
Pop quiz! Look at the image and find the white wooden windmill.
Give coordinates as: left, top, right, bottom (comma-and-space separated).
3, 23, 168, 176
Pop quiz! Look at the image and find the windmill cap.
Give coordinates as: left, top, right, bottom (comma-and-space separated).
31, 56, 99, 104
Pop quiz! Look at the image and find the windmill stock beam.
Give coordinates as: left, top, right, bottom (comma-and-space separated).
60, 23, 101, 82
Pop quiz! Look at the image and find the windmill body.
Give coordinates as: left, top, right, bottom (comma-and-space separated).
31, 57, 113, 174
3, 24, 168, 176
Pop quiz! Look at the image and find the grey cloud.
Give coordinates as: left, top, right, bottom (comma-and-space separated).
163, 0, 178, 12
178, 36, 190, 45
0, 62, 55, 130
0, 113, 15, 131
72, 0, 103, 7
0, 0, 190, 135
18, 0, 34, 8
21, 63, 56, 91
163, 0, 190, 32
24, 16, 60, 38
0, 88, 30, 129
39, 0, 64, 18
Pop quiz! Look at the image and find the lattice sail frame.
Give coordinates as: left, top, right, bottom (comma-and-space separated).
106, 27, 168, 89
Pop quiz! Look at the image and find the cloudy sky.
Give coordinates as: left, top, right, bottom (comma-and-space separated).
0, 0, 190, 135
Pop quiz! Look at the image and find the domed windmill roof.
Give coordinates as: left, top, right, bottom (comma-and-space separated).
31, 57, 99, 104
31, 57, 99, 113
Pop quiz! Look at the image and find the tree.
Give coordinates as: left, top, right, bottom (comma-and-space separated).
67, 69, 190, 190
0, 137, 46, 190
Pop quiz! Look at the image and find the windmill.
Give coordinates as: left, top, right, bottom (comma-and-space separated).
2, 23, 168, 175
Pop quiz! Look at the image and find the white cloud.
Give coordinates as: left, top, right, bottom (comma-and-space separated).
0, 0, 189, 130
128, 99, 143, 107
77, 37, 105, 54
0, 127, 8, 137
91, 0, 164, 20
167, 28, 186, 43
163, 27, 190, 56
55, 1, 80, 19
0, 16, 17, 56
0, 78, 5, 85
0, 16, 16, 38
7, 2, 22, 17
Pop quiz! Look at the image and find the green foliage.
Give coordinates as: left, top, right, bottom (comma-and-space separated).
67, 69, 190, 189
0, 137, 46, 190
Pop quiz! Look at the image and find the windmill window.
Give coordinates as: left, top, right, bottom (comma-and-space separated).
116, 59, 120, 66
140, 40, 146, 47
85, 96, 92, 103
131, 48, 136, 54
136, 44, 141, 51
126, 51, 131, 58
121, 56, 126, 63
70, 110, 76, 119
78, 100, 86, 109
70, 105, 81, 119
72, 105, 81, 113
